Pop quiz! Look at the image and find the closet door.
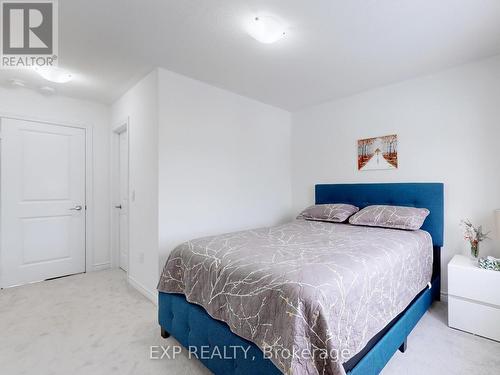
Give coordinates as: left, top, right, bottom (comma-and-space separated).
1, 118, 86, 287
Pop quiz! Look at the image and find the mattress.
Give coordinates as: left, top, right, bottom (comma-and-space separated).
158, 220, 433, 375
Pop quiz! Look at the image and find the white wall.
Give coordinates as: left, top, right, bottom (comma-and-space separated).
157, 68, 292, 270
110, 68, 291, 299
0, 86, 111, 270
111, 71, 159, 301
291, 55, 500, 295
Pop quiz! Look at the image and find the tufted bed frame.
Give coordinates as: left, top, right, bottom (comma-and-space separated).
158, 183, 444, 375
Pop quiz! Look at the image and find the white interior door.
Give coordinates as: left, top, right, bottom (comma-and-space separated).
118, 130, 129, 272
0, 118, 86, 287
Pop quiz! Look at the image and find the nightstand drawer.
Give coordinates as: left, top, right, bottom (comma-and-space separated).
448, 257, 500, 306
448, 296, 500, 341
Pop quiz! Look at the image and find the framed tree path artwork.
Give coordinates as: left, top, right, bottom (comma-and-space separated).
358, 134, 398, 171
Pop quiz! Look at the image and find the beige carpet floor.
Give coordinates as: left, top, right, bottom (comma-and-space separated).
0, 269, 498, 375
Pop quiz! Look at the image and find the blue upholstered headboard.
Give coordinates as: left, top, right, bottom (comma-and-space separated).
315, 183, 444, 247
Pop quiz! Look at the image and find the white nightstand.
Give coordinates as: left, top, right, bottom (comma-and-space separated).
448, 254, 500, 341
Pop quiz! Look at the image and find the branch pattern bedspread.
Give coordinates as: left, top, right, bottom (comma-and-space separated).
158, 220, 432, 375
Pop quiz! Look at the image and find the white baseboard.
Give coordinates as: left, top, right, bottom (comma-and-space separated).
440, 291, 448, 303
127, 275, 158, 305
92, 262, 111, 271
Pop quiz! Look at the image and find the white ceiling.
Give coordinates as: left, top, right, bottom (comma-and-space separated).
2, 0, 500, 110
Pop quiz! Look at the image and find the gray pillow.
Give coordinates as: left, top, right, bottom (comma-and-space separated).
297, 204, 359, 223
348, 205, 430, 230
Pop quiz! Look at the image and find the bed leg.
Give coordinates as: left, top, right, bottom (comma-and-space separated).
160, 327, 170, 339
398, 339, 407, 353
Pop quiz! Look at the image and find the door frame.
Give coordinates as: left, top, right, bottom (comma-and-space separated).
110, 118, 130, 271
0, 113, 94, 287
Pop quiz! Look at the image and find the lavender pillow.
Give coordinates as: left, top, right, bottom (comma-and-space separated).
348, 205, 430, 230
297, 204, 359, 223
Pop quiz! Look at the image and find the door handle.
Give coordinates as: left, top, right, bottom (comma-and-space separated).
69, 205, 83, 211
115, 204, 122, 209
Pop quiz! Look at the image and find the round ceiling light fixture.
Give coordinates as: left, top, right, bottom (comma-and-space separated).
34, 66, 73, 83
246, 16, 286, 44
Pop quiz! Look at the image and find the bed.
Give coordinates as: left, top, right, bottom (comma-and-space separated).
158, 183, 444, 375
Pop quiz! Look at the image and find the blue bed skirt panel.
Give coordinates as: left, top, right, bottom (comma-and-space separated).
158, 281, 435, 375
158, 292, 281, 375
348, 283, 434, 375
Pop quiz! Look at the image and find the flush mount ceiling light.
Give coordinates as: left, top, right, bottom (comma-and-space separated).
34, 66, 73, 83
246, 16, 286, 44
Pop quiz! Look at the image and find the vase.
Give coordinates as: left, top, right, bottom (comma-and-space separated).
470, 241, 479, 259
